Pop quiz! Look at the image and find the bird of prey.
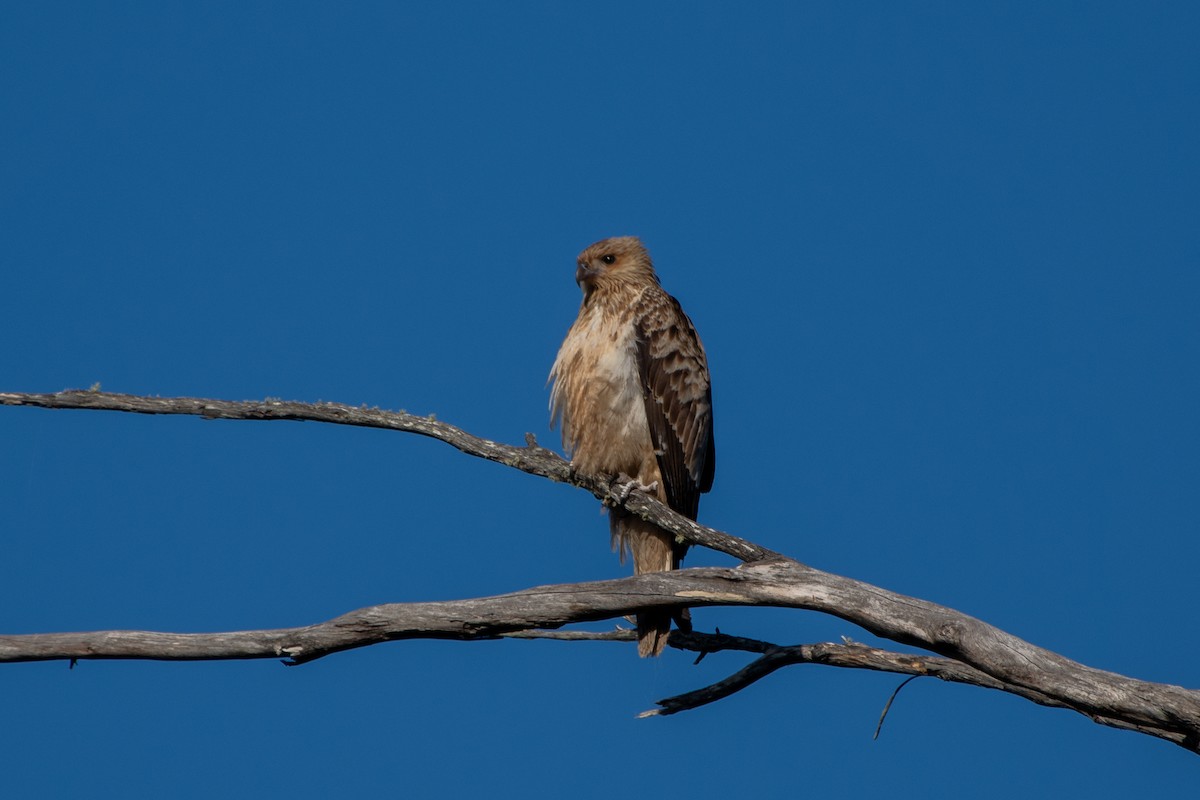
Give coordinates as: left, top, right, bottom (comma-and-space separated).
549, 236, 716, 657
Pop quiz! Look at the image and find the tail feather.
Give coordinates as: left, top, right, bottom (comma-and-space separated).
611, 509, 684, 657
636, 612, 672, 658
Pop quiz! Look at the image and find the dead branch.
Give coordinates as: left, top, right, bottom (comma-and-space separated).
2, 389, 1198, 754
0, 390, 775, 563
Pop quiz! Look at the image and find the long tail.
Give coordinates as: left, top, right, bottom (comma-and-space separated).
611, 509, 684, 657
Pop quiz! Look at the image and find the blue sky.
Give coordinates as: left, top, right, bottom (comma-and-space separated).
2, 3, 1197, 796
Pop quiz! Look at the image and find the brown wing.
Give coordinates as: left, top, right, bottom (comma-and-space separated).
635, 288, 716, 521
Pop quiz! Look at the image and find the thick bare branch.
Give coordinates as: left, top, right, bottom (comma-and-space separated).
2, 560, 1198, 751
2, 389, 1198, 754
0, 569, 769, 666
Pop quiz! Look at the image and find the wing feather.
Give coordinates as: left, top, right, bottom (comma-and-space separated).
634, 289, 715, 521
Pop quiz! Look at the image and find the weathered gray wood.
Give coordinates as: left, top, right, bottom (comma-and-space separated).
2, 389, 1198, 754
0, 390, 776, 563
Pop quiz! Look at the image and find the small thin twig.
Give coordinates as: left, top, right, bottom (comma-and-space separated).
875, 675, 922, 739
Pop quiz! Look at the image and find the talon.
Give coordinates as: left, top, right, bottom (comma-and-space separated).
614, 474, 658, 503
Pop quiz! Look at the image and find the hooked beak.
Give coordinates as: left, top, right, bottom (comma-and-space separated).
575, 261, 596, 286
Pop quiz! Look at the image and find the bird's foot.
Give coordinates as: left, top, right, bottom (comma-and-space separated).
613, 474, 659, 503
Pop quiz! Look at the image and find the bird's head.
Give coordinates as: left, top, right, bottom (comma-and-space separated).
575, 236, 659, 297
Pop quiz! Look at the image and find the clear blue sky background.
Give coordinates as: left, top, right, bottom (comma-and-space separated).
2, 3, 1197, 796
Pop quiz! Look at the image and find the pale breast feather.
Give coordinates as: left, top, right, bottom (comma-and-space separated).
549, 298, 653, 477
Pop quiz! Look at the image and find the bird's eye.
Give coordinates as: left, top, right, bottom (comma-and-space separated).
601, 254, 616, 265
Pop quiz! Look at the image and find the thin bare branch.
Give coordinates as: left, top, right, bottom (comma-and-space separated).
503, 628, 1196, 745
501, 629, 636, 642
660, 634, 1195, 746
0, 390, 777, 563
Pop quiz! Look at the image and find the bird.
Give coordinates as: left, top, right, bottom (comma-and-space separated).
549, 236, 716, 657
